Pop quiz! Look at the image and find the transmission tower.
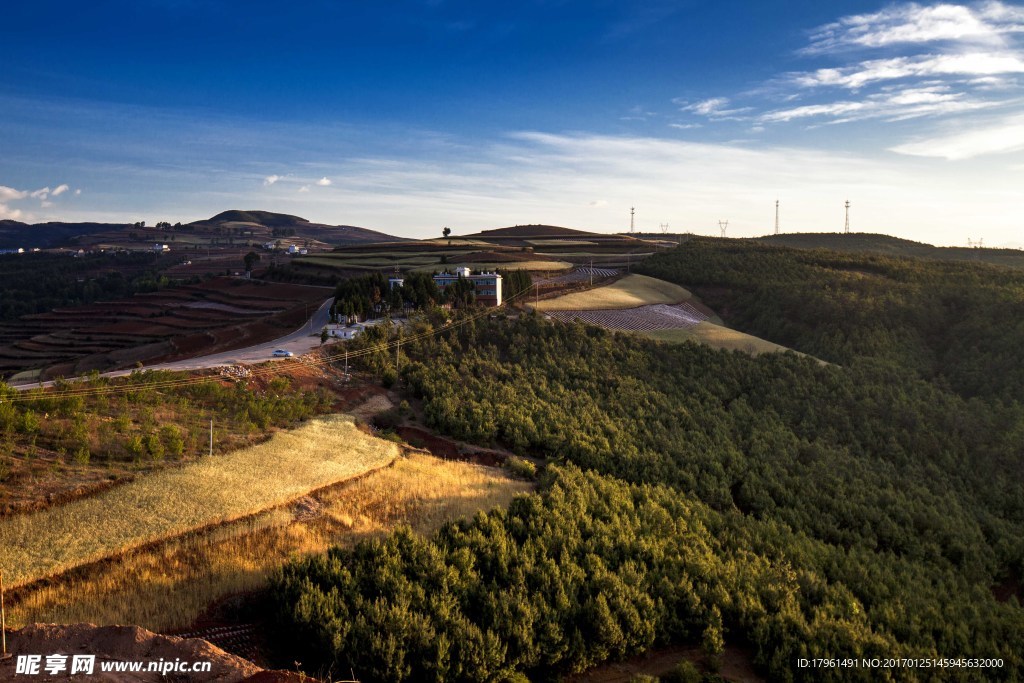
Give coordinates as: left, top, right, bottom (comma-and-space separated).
969, 238, 984, 259
660, 222, 669, 234
630, 207, 635, 234
718, 220, 729, 238
844, 200, 850, 234
774, 200, 780, 235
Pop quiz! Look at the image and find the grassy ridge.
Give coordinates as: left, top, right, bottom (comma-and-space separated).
9, 453, 531, 632
532, 274, 694, 311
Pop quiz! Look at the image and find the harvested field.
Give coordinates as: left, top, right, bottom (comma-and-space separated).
533, 273, 694, 310
0, 414, 398, 589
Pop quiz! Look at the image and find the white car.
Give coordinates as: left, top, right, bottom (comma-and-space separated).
271, 349, 294, 358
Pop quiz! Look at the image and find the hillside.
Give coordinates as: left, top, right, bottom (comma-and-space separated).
758, 232, 1024, 269
0, 219, 128, 249
274, 300, 1024, 681
467, 224, 601, 238
190, 210, 402, 246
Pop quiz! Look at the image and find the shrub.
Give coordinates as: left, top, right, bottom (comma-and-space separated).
505, 456, 537, 480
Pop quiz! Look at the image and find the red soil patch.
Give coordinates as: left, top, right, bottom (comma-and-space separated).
396, 426, 460, 458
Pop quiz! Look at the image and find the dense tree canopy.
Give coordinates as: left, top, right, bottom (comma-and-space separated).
274, 242, 1024, 682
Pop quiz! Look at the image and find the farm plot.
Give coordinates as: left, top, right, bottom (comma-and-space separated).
546, 302, 709, 331
536, 266, 619, 286
0, 414, 399, 590
533, 274, 696, 311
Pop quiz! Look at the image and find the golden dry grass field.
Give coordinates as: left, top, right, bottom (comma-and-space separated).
533, 274, 702, 311
0, 414, 398, 589
7, 453, 532, 633
642, 322, 795, 355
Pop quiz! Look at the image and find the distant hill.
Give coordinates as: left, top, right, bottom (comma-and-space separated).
189, 210, 403, 246
467, 224, 600, 238
758, 232, 1024, 270
0, 219, 127, 249
0, 211, 402, 250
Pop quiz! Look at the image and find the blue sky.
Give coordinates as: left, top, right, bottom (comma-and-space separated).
1, 1, 1023, 246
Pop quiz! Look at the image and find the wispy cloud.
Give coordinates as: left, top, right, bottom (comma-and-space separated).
890, 111, 1024, 156
803, 1, 1024, 54
791, 52, 1024, 89
51, 184, 70, 196
676, 97, 752, 119
680, 1, 1024, 134
762, 85, 997, 123
263, 174, 282, 186
316, 176, 332, 186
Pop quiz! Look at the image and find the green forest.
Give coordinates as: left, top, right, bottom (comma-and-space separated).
272, 241, 1024, 682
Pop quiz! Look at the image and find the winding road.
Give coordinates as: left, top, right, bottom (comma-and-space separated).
11, 297, 335, 390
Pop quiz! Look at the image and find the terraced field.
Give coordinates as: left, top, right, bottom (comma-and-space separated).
0, 277, 331, 381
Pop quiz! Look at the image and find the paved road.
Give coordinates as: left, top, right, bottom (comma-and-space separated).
11, 298, 334, 390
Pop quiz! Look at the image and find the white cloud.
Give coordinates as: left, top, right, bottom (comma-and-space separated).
792, 52, 1024, 89
30, 187, 50, 199
677, 97, 752, 119
589, 199, 609, 207
890, 112, 1024, 157
263, 174, 282, 186
51, 184, 70, 196
762, 85, 994, 123
316, 176, 332, 186
668, 123, 702, 130
803, 1, 1024, 54
0, 203, 23, 220
0, 186, 28, 201
298, 186, 310, 193
74, 189, 82, 196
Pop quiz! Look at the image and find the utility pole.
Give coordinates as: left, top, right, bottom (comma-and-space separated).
344, 349, 349, 379
209, 420, 213, 457
630, 207, 635, 234
775, 200, 780, 235
590, 259, 594, 287
395, 332, 401, 371
1, 570, 8, 660
844, 200, 851, 234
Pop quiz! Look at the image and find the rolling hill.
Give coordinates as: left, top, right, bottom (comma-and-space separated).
758, 232, 1024, 269
0, 210, 403, 251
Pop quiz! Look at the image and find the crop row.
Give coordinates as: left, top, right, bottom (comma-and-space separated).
545, 302, 708, 331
